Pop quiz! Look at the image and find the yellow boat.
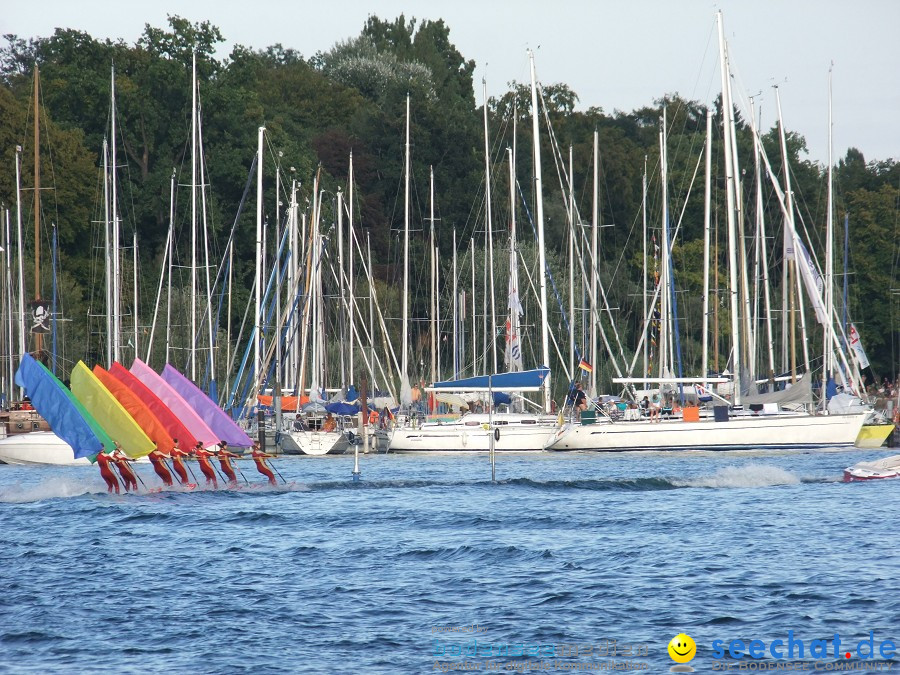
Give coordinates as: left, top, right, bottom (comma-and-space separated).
855, 422, 895, 449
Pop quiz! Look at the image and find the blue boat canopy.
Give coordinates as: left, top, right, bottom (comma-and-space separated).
426, 367, 550, 392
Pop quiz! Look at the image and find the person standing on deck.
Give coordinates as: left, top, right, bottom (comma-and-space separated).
96, 447, 120, 494
111, 444, 138, 491
250, 441, 277, 485
169, 438, 190, 485
147, 442, 174, 487
215, 441, 240, 485
193, 442, 218, 488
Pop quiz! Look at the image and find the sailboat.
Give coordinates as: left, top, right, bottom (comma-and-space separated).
547, 12, 867, 453
388, 58, 563, 454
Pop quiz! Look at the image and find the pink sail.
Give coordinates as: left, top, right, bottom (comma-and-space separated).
129, 358, 218, 447
161, 364, 253, 448
107, 362, 200, 451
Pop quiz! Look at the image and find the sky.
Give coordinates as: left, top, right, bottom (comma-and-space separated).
4, 0, 899, 165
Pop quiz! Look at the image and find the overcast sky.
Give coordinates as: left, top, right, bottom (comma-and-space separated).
4, 0, 898, 165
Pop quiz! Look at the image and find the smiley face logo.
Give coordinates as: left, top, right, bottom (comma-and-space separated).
668, 633, 696, 663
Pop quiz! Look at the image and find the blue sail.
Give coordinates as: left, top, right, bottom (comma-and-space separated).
14, 354, 112, 459
429, 367, 550, 392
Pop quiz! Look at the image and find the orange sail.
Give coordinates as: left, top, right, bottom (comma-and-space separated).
93, 364, 175, 454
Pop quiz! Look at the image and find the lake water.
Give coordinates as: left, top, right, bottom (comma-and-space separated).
2, 447, 898, 673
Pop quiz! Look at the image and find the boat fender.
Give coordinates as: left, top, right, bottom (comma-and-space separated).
494, 428, 500, 442
462, 433, 467, 447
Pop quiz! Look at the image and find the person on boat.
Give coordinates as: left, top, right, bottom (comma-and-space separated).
169, 438, 190, 485
649, 393, 661, 423
111, 444, 138, 492
193, 442, 218, 488
96, 447, 120, 494
640, 396, 650, 416
570, 382, 588, 414
147, 443, 174, 487
215, 441, 240, 485
250, 441, 277, 485
322, 414, 337, 433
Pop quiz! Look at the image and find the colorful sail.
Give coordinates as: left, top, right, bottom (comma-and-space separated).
93, 364, 175, 454
70, 361, 155, 458
107, 362, 200, 450
14, 354, 113, 459
161, 364, 253, 448
129, 358, 218, 447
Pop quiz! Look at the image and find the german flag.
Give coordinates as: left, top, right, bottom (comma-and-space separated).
578, 359, 593, 373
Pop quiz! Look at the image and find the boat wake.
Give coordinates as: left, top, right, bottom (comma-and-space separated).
0, 476, 100, 503
674, 464, 802, 489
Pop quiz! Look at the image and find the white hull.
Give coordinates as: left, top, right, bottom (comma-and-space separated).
280, 430, 348, 456
548, 411, 868, 452
844, 453, 900, 482
389, 413, 559, 453
0, 431, 91, 466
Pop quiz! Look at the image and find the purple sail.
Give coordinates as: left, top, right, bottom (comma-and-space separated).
160, 364, 254, 448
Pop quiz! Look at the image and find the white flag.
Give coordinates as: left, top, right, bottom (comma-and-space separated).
848, 323, 870, 370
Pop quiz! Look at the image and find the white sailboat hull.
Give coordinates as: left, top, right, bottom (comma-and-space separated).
389, 414, 559, 453
0, 431, 91, 466
548, 411, 867, 452
280, 430, 348, 456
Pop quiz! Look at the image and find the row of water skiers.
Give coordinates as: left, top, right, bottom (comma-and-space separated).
95, 439, 279, 493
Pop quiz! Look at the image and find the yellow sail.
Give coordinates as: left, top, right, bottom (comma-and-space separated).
70, 361, 155, 458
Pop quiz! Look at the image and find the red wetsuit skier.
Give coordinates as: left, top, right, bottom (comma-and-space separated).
112, 447, 138, 492
148, 445, 174, 487
96, 449, 120, 494
215, 441, 240, 485
193, 443, 218, 488
250, 442, 277, 485
169, 440, 190, 485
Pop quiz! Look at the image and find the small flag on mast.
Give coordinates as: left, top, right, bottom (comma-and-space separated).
578, 358, 593, 374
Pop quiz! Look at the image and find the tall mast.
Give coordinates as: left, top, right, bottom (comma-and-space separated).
591, 132, 599, 395
470, 237, 476, 374
349, 153, 355, 384
483, 80, 498, 373
568, 146, 575, 376
103, 138, 112, 365
824, 66, 835, 405
641, 155, 647, 385
529, 50, 551, 412
452, 228, 458, 379
15, 146, 25, 378
255, 126, 265, 400
717, 11, 742, 405
166, 169, 175, 364
190, 52, 198, 379
401, 94, 411, 404
429, 166, 436, 388
33, 66, 42, 359
702, 110, 712, 385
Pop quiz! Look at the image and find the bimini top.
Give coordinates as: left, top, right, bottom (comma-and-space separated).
426, 367, 550, 392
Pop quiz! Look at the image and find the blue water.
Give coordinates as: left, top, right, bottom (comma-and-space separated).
2, 448, 899, 673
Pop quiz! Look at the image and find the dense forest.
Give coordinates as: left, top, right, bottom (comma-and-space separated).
0, 15, 897, 403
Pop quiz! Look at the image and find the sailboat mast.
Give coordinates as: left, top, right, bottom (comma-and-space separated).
824, 66, 835, 405
568, 146, 575, 376
15, 146, 25, 379
452, 228, 458, 380
591, 132, 599, 395
529, 50, 551, 412
33, 66, 42, 358
717, 11, 742, 405
349, 154, 355, 384
429, 166, 436, 388
190, 53, 198, 378
641, 155, 647, 386
401, 94, 410, 402
483, 80, 497, 373
702, 110, 712, 385
255, 126, 265, 400
103, 138, 112, 365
